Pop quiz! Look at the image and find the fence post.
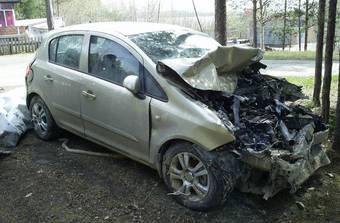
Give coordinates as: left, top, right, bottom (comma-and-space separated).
9, 38, 12, 55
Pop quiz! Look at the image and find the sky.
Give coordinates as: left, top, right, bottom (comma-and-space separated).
101, 0, 215, 13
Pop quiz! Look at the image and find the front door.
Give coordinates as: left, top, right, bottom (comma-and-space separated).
80, 35, 151, 162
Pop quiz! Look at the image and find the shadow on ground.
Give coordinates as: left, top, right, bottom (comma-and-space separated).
0, 131, 339, 223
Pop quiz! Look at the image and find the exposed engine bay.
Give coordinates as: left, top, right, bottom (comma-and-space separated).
157, 46, 330, 199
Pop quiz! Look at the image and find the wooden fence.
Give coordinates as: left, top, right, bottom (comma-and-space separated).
0, 36, 43, 55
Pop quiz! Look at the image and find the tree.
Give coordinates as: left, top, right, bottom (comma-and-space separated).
282, 0, 287, 50
304, 0, 309, 51
59, 0, 120, 25
313, 0, 326, 106
215, 0, 226, 45
321, 0, 338, 123
258, 0, 272, 49
15, 0, 46, 19
45, 0, 54, 30
298, 0, 302, 51
252, 0, 258, 47
333, 48, 340, 150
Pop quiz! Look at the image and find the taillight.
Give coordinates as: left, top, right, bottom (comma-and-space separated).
25, 64, 32, 79
25, 59, 35, 84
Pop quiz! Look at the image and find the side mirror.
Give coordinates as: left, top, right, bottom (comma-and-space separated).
123, 75, 140, 94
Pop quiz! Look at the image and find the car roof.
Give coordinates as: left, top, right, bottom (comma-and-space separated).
57, 22, 195, 36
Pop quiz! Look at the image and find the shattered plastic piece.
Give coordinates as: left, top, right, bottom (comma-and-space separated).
24, 193, 33, 198
158, 46, 330, 199
326, 173, 335, 178
0, 88, 32, 152
296, 201, 305, 210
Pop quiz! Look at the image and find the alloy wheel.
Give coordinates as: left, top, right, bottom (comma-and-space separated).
31, 103, 48, 134
169, 152, 210, 202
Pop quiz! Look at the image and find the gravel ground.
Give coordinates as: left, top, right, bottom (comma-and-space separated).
0, 131, 340, 223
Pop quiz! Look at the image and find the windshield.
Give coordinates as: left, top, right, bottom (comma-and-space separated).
128, 30, 220, 63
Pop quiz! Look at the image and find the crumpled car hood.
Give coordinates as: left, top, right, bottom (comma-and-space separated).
158, 46, 263, 93
157, 46, 330, 199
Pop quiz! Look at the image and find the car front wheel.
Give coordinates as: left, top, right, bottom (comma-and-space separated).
162, 142, 235, 211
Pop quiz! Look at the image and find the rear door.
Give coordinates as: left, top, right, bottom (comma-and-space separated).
37, 33, 86, 134
80, 34, 151, 161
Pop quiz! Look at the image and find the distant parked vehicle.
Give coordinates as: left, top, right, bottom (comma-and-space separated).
227, 38, 251, 46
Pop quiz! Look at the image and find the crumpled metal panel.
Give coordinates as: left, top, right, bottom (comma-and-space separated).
159, 46, 262, 92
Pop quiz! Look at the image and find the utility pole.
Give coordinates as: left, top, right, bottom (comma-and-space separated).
45, 0, 54, 30
192, 0, 203, 32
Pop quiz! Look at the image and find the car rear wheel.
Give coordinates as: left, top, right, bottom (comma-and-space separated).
162, 142, 235, 211
29, 96, 58, 140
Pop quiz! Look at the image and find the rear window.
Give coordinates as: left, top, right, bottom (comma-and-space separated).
48, 35, 84, 69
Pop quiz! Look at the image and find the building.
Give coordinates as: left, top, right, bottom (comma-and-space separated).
0, 0, 19, 27
0, 0, 23, 35
16, 17, 64, 37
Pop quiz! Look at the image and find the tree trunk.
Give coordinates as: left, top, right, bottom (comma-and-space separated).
215, 0, 226, 45
56, 0, 60, 17
313, 0, 326, 106
45, 0, 54, 30
298, 0, 302, 51
157, 0, 161, 23
321, 0, 338, 123
304, 0, 309, 51
259, 0, 264, 49
282, 0, 287, 51
332, 48, 340, 151
252, 0, 258, 48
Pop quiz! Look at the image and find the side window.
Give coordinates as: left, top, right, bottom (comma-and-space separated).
89, 36, 139, 85
49, 38, 58, 62
55, 35, 83, 69
143, 68, 167, 101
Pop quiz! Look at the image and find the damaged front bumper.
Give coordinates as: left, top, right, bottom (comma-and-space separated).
236, 128, 330, 199
157, 46, 331, 200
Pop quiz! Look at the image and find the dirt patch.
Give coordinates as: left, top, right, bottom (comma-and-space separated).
0, 131, 339, 223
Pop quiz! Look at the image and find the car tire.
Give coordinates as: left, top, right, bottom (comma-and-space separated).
29, 96, 59, 140
162, 142, 235, 211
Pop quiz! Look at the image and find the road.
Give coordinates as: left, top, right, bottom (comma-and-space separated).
0, 54, 339, 90
262, 59, 339, 76
0, 53, 35, 90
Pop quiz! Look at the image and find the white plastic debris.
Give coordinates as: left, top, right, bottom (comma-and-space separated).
24, 192, 33, 198
0, 87, 32, 151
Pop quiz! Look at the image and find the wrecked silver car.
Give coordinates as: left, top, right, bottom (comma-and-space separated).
26, 22, 329, 211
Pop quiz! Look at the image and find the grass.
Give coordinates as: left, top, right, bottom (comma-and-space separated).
264, 50, 340, 61
285, 75, 339, 133
285, 75, 338, 98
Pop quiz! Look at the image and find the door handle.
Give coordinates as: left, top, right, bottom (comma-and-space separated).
43, 75, 54, 82
82, 90, 96, 100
